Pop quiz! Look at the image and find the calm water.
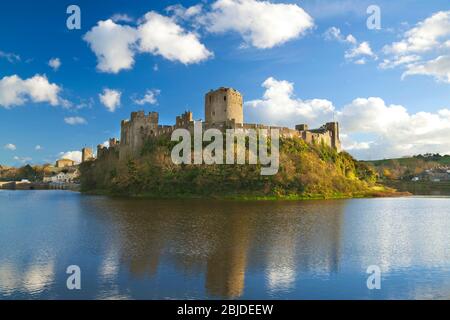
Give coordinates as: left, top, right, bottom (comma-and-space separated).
1, 190, 450, 300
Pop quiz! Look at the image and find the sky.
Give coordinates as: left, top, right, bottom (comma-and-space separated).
0, 0, 450, 166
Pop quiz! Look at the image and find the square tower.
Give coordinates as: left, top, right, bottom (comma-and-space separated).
205, 87, 243, 125
82, 147, 93, 162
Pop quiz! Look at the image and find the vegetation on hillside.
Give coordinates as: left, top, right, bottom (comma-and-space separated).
80, 136, 391, 199
366, 153, 450, 181
0, 164, 54, 182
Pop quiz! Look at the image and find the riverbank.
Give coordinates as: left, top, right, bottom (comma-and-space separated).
0, 181, 80, 191
82, 185, 409, 201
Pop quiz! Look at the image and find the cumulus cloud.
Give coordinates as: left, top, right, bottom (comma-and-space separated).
384, 11, 450, 55
0, 74, 62, 108
344, 41, 375, 63
4, 143, 16, 151
83, 19, 138, 73
381, 11, 450, 83
35, 145, 42, 151
338, 97, 450, 159
99, 88, 121, 112
132, 89, 160, 105
245, 77, 335, 128
64, 116, 87, 125
59, 151, 82, 163
84, 12, 211, 73
138, 12, 212, 64
402, 55, 450, 83
202, 0, 314, 49
48, 58, 61, 71
324, 27, 375, 64
246, 77, 450, 159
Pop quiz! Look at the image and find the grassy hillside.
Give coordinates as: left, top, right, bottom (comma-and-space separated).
80, 136, 395, 200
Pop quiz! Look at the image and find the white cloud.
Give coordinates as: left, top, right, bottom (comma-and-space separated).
342, 139, 372, 151
202, 0, 314, 49
402, 55, 450, 83
35, 145, 42, 151
99, 88, 121, 112
245, 77, 450, 159
379, 55, 421, 69
64, 116, 87, 125
338, 97, 450, 159
83, 19, 138, 73
84, 12, 211, 73
111, 13, 134, 23
0, 74, 62, 108
345, 41, 375, 60
324, 27, 356, 44
245, 77, 334, 128
59, 151, 82, 163
0, 50, 20, 63
381, 11, 450, 83
132, 89, 160, 105
166, 4, 203, 20
384, 11, 450, 55
324, 27, 375, 64
48, 58, 61, 71
138, 12, 212, 64
4, 143, 16, 151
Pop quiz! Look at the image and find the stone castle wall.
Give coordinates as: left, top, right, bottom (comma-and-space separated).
96, 87, 341, 162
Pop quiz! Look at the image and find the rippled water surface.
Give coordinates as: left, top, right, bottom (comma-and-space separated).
1, 190, 450, 299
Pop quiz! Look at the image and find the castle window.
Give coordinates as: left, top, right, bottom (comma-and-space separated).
224, 96, 226, 101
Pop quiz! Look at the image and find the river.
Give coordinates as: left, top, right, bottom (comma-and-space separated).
1, 190, 450, 299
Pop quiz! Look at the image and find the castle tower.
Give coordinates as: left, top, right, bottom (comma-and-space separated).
325, 122, 341, 152
205, 87, 243, 126
119, 111, 159, 161
82, 147, 93, 162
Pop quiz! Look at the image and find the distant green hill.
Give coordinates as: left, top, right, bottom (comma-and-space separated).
366, 154, 450, 180
79, 136, 400, 200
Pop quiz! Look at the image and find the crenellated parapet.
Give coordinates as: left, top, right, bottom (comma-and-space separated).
91, 87, 341, 163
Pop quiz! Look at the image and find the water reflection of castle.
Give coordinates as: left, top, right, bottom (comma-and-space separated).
94, 199, 346, 298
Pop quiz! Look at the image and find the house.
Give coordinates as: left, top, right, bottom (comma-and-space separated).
43, 169, 79, 184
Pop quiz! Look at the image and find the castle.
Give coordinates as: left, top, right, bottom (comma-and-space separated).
93, 87, 341, 162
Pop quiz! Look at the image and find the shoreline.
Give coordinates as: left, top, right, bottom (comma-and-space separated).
80, 188, 411, 201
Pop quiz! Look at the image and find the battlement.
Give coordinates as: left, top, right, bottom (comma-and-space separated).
82, 147, 94, 162
127, 111, 159, 123
205, 87, 243, 125
89, 87, 341, 162
176, 111, 193, 128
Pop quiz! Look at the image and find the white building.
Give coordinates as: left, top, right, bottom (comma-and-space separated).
43, 170, 79, 184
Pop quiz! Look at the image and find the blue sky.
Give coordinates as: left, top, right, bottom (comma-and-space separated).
1, 0, 450, 165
